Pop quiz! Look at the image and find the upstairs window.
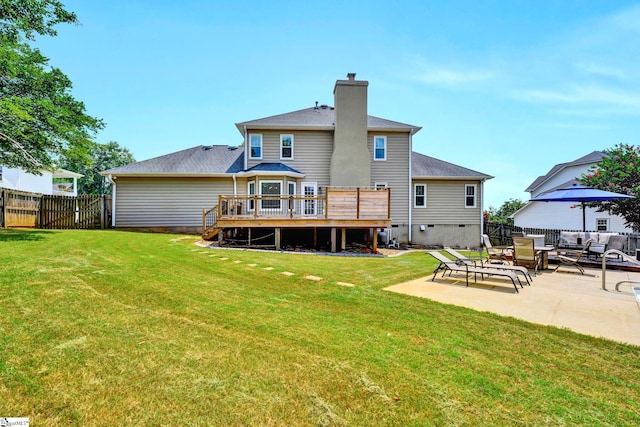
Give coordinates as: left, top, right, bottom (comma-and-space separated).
374, 136, 387, 161
414, 184, 426, 208
597, 218, 609, 231
249, 134, 262, 159
280, 134, 294, 159
465, 184, 477, 208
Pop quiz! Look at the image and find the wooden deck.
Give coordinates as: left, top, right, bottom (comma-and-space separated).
202, 188, 391, 250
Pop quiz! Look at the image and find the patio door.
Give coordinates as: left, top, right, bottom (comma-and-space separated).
302, 182, 317, 216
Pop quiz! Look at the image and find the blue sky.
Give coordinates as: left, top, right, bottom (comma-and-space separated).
35, 0, 640, 208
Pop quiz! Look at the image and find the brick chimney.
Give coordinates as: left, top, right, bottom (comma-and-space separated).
330, 73, 370, 187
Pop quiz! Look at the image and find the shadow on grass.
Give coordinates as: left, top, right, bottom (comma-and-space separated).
0, 228, 56, 242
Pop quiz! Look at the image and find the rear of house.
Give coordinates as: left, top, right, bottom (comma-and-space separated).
103, 74, 492, 249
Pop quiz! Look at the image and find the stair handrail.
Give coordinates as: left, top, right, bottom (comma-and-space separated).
601, 249, 640, 291
202, 205, 218, 237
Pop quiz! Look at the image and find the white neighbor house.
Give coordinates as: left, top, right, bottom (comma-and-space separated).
513, 151, 633, 233
0, 165, 82, 196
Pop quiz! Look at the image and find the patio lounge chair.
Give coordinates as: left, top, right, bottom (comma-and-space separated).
428, 251, 522, 293
512, 237, 543, 275
444, 248, 533, 285
555, 239, 593, 275
481, 234, 510, 264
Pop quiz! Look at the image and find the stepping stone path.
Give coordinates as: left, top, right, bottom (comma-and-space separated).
200, 248, 353, 286
336, 282, 355, 287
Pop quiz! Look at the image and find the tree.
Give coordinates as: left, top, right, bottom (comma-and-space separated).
0, 0, 102, 173
0, 0, 77, 41
60, 141, 135, 195
579, 143, 640, 232
485, 198, 526, 225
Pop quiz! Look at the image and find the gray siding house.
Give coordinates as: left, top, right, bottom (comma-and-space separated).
103, 74, 492, 249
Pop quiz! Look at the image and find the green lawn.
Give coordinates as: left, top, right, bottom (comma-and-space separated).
1, 228, 639, 426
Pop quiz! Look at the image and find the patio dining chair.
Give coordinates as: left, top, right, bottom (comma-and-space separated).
555, 239, 593, 275
512, 237, 543, 275
481, 234, 510, 264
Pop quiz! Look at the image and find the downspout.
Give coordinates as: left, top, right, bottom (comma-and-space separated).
107, 174, 116, 228
243, 126, 248, 171
480, 178, 486, 244
408, 130, 413, 243
232, 174, 237, 196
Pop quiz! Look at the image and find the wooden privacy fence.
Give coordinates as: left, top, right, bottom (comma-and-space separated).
1, 189, 111, 229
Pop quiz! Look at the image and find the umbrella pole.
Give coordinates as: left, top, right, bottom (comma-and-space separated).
582, 201, 586, 232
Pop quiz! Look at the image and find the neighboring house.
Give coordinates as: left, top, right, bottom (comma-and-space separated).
0, 165, 82, 196
102, 74, 492, 249
513, 151, 633, 232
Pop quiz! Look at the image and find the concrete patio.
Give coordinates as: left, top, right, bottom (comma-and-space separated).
385, 266, 640, 346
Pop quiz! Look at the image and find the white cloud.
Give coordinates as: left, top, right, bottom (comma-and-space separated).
413, 68, 494, 86
515, 85, 640, 109
575, 63, 628, 80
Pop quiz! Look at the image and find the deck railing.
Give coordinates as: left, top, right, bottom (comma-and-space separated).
202, 187, 390, 237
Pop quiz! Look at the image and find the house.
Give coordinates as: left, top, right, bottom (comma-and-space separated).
512, 151, 633, 232
102, 74, 492, 250
0, 165, 82, 196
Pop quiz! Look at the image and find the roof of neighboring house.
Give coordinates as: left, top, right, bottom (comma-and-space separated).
411, 152, 493, 180
525, 151, 606, 192
101, 145, 244, 176
235, 106, 422, 135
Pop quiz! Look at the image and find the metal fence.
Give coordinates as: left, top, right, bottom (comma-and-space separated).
484, 222, 639, 255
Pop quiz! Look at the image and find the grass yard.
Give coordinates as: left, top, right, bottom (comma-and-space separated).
1, 228, 639, 426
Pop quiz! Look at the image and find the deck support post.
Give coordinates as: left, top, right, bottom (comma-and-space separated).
372, 228, 378, 254
248, 228, 252, 247
313, 228, 317, 249
275, 228, 281, 251
331, 227, 336, 253
218, 229, 224, 245
341, 228, 346, 251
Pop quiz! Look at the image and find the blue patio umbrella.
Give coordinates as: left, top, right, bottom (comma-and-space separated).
529, 184, 633, 231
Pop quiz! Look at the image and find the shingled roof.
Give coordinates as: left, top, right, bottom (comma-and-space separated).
525, 151, 606, 192
102, 145, 244, 176
412, 152, 493, 179
235, 106, 421, 134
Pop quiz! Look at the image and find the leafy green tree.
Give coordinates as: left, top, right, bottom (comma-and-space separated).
579, 143, 640, 232
0, 0, 77, 41
0, 0, 102, 173
60, 141, 135, 195
486, 198, 525, 225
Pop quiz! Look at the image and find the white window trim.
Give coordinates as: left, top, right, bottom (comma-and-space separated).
414, 183, 427, 208
280, 134, 294, 160
258, 179, 284, 211
249, 134, 263, 160
465, 184, 477, 208
247, 181, 256, 212
374, 136, 387, 161
596, 218, 609, 231
374, 182, 388, 190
